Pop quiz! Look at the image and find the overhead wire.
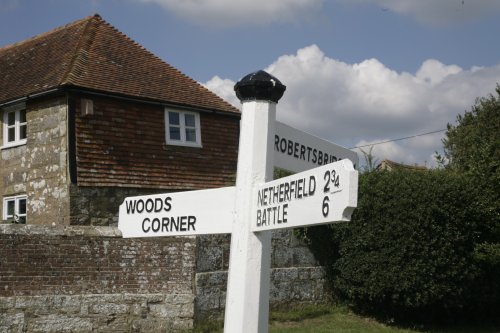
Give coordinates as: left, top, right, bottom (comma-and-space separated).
350, 129, 446, 149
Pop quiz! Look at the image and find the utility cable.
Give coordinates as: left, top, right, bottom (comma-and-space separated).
350, 129, 446, 149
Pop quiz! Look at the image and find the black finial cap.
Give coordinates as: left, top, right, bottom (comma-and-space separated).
234, 70, 286, 103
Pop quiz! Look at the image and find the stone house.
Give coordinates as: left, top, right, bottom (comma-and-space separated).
0, 16, 328, 331
0, 14, 239, 226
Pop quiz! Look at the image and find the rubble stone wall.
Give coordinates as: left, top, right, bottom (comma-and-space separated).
1, 97, 70, 225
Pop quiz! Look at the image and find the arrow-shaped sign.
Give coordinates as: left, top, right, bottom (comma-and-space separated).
251, 159, 357, 232
118, 187, 235, 238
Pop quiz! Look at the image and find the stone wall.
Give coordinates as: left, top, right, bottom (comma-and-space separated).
194, 229, 328, 321
0, 224, 328, 330
1, 97, 70, 225
0, 224, 196, 332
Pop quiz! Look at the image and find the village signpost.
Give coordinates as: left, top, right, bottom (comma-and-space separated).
118, 70, 358, 332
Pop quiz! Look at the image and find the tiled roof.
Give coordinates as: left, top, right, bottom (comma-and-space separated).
0, 14, 238, 114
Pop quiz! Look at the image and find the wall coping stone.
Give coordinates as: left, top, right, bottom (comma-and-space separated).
0, 224, 198, 239
0, 224, 123, 237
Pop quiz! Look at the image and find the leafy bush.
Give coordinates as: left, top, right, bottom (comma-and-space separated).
299, 168, 499, 324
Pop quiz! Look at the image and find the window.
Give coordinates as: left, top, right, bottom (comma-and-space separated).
165, 109, 202, 147
2, 103, 27, 148
3, 195, 27, 224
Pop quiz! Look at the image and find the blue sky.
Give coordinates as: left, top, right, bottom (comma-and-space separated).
1, 0, 500, 167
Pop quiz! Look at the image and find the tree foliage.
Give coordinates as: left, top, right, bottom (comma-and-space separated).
441, 85, 500, 181
439, 86, 499, 222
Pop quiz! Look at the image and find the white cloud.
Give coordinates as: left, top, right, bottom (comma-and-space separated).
340, 0, 500, 25
136, 0, 324, 27
204, 76, 240, 107
203, 45, 500, 168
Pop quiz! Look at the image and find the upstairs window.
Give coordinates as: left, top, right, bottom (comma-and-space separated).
3, 195, 27, 224
2, 104, 27, 148
165, 109, 202, 147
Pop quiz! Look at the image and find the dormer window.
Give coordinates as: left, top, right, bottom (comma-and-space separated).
165, 109, 202, 147
2, 103, 27, 148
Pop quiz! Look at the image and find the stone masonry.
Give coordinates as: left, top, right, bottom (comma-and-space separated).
1, 97, 70, 225
194, 229, 328, 321
0, 224, 328, 331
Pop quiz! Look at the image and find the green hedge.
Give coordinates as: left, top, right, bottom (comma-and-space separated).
298, 169, 499, 324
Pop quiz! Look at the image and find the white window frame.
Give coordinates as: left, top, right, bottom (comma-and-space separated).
2, 103, 27, 149
3, 195, 27, 224
165, 108, 202, 148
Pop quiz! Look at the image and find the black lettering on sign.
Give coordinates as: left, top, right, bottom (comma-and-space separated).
126, 196, 172, 214
323, 169, 340, 193
255, 204, 289, 227
142, 217, 151, 232
142, 215, 196, 233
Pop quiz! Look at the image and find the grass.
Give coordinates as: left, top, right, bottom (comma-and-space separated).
190, 305, 500, 333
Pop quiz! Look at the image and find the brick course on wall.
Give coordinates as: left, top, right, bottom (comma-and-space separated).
0, 224, 196, 331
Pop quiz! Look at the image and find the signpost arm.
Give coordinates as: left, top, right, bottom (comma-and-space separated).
224, 71, 286, 333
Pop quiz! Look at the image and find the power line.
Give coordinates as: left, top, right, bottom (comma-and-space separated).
350, 129, 446, 149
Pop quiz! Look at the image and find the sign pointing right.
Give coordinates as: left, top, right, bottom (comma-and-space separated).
251, 159, 358, 232
274, 121, 359, 173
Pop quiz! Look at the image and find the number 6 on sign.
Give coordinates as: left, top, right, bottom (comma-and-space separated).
322, 196, 330, 217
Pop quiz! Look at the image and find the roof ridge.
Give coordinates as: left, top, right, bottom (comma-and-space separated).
61, 14, 101, 85
90, 18, 238, 111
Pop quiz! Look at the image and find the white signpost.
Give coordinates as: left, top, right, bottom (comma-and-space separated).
274, 121, 359, 173
118, 70, 358, 333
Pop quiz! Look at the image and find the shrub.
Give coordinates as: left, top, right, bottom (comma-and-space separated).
300, 169, 498, 324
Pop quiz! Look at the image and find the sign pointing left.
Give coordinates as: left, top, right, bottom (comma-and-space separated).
118, 187, 235, 238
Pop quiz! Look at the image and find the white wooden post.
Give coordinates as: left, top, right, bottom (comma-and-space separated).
224, 71, 286, 333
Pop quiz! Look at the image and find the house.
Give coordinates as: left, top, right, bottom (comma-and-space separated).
0, 14, 240, 226
376, 159, 427, 171
0, 17, 329, 331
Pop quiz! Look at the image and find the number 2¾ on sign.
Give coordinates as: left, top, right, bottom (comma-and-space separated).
322, 168, 341, 218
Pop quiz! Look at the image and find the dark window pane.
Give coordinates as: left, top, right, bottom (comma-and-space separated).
185, 128, 196, 142
19, 109, 26, 123
169, 127, 181, 140
20, 124, 27, 140
8, 128, 15, 142
18, 199, 26, 214
6, 200, 14, 216
7, 112, 15, 125
185, 114, 195, 127
169, 112, 180, 125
